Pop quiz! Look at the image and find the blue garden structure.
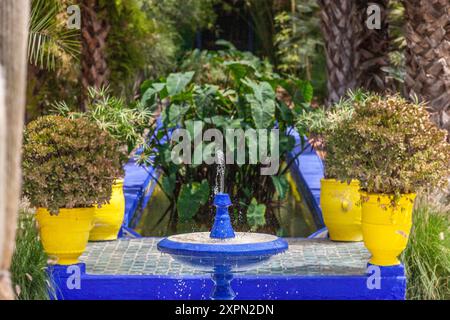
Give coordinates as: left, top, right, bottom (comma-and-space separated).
48, 131, 407, 300
157, 192, 289, 300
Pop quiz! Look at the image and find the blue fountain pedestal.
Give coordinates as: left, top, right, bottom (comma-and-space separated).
210, 193, 234, 239
157, 193, 289, 300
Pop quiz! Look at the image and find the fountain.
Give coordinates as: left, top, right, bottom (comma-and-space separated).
157, 151, 288, 300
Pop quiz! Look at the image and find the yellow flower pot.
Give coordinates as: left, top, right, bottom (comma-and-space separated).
320, 179, 363, 242
361, 192, 416, 266
36, 207, 94, 265
89, 179, 125, 241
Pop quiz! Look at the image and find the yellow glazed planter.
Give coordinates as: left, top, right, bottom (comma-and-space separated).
36, 207, 94, 265
89, 179, 125, 241
320, 179, 362, 242
361, 192, 416, 266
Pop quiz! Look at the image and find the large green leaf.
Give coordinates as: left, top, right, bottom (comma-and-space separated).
193, 85, 219, 117
161, 104, 188, 127
246, 198, 266, 230
141, 87, 159, 110
161, 174, 176, 197
140, 79, 153, 94
224, 60, 258, 81
140, 80, 165, 95
299, 80, 314, 103
166, 72, 195, 96
276, 101, 294, 125
184, 119, 196, 138
243, 78, 275, 101
203, 116, 242, 130
244, 80, 276, 129
248, 96, 275, 129
282, 79, 313, 104
177, 180, 210, 222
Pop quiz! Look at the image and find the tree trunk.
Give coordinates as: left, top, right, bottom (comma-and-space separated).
318, 0, 359, 106
355, 0, 391, 93
80, 0, 110, 110
0, 0, 30, 300
403, 0, 450, 135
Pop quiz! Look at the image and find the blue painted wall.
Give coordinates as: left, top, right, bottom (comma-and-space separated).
122, 154, 159, 231
49, 263, 406, 300
287, 131, 325, 229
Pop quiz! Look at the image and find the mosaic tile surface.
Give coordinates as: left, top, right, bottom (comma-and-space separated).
80, 238, 370, 276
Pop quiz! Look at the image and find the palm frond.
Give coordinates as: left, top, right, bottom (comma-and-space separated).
28, 0, 80, 70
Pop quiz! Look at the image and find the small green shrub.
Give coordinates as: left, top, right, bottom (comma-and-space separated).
296, 90, 367, 137
22, 115, 126, 214
53, 87, 152, 154
11, 202, 55, 300
325, 94, 450, 197
403, 203, 450, 300
296, 90, 368, 178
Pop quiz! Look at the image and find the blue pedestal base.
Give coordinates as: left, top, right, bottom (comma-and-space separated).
211, 266, 235, 300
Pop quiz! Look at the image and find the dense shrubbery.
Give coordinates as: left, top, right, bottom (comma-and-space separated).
139, 52, 313, 233
274, 0, 326, 98
102, 0, 219, 96
325, 94, 450, 197
22, 116, 126, 214
179, 41, 275, 88
26, 0, 219, 120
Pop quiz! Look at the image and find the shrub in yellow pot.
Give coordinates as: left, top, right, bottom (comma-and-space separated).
22, 116, 126, 265
54, 88, 152, 241
89, 179, 125, 241
326, 94, 450, 266
299, 91, 364, 241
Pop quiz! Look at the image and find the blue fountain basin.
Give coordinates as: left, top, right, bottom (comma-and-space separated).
157, 232, 288, 271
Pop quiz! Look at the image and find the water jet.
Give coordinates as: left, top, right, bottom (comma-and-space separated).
157, 151, 288, 300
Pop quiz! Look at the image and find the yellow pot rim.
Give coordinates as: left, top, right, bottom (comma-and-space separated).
321, 178, 360, 186
360, 191, 417, 198
37, 206, 95, 213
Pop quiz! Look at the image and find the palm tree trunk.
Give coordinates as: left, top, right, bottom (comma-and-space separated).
318, 0, 359, 106
80, 0, 110, 109
403, 0, 450, 134
355, 0, 391, 93
0, 0, 30, 300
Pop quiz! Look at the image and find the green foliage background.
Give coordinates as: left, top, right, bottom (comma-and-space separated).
139, 48, 313, 233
